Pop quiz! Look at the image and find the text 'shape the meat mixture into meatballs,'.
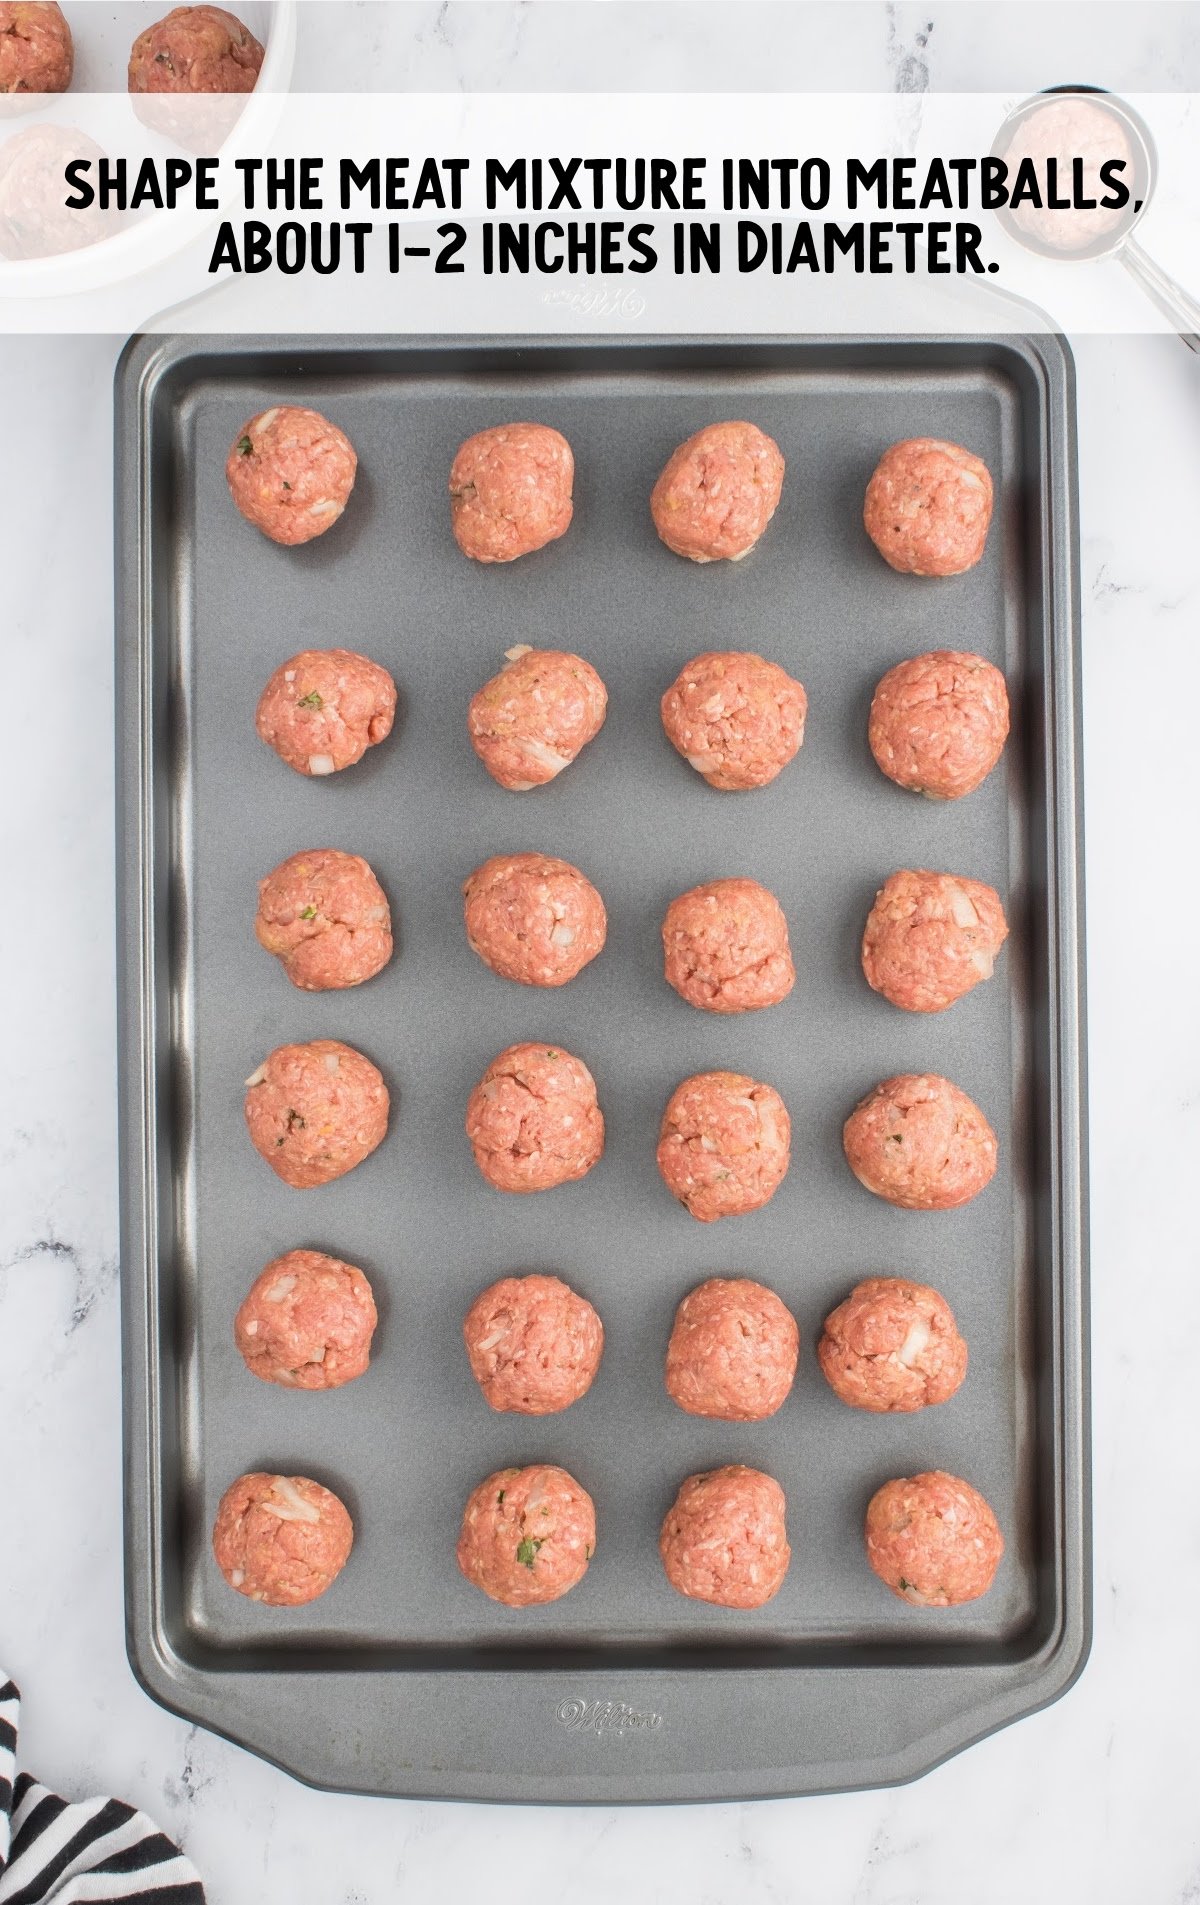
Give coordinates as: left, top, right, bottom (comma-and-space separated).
662, 877, 794, 1014
869, 650, 1010, 800
0, 4, 73, 93
865, 1470, 1004, 1608
463, 1274, 604, 1415
863, 438, 994, 577
244, 1040, 389, 1188
466, 1043, 604, 1193
255, 849, 392, 992
666, 1279, 799, 1421
234, 1249, 378, 1391
657, 1071, 790, 1222
227, 406, 357, 546
449, 423, 574, 563
650, 421, 785, 563
862, 869, 1008, 1014
212, 1472, 353, 1606
843, 1073, 997, 1211
661, 651, 807, 791
128, 5, 264, 92
457, 1464, 595, 1607
660, 1466, 790, 1609
467, 646, 607, 791
818, 1278, 968, 1413
256, 649, 396, 777
463, 853, 606, 988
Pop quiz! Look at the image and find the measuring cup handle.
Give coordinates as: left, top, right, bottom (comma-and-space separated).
1120, 236, 1200, 353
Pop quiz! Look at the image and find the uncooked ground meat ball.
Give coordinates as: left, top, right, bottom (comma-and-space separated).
457, 1464, 595, 1606
463, 1274, 603, 1414
212, 1472, 353, 1606
657, 1071, 790, 1223
256, 648, 396, 777
234, 1249, 377, 1390
818, 1278, 967, 1413
665, 1279, 799, 1421
861, 869, 1008, 1014
660, 651, 807, 791
466, 1043, 604, 1193
662, 877, 794, 1014
1002, 95, 1134, 252
0, 126, 113, 260
863, 438, 994, 577
0, 4, 72, 93
468, 646, 607, 790
449, 423, 574, 562
659, 1466, 790, 1608
128, 5, 263, 92
227, 406, 357, 546
869, 650, 1010, 800
650, 421, 785, 563
255, 849, 392, 992
865, 1470, 1004, 1607
463, 853, 606, 988
843, 1073, 997, 1211
244, 1039, 389, 1189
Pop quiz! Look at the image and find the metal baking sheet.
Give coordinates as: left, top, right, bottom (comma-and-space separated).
116, 333, 1088, 1803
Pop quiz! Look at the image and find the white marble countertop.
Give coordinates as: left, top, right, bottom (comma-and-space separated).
5, 6, 1200, 1902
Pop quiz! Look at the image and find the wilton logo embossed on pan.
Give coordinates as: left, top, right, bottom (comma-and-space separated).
556, 1699, 663, 1736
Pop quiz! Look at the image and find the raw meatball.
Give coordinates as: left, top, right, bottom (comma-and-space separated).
662, 877, 794, 1014
657, 1071, 790, 1223
449, 423, 574, 563
0, 126, 112, 259
463, 1273, 603, 1414
865, 1470, 1004, 1607
843, 1073, 997, 1211
463, 853, 606, 988
244, 1039, 389, 1189
466, 1043, 604, 1193
256, 648, 396, 778
227, 406, 357, 546
863, 438, 994, 577
212, 1471, 353, 1606
869, 650, 1010, 800
128, 5, 263, 92
650, 421, 784, 563
659, 1466, 790, 1608
468, 645, 607, 790
234, 1248, 377, 1390
660, 650, 807, 792
0, 3, 72, 93
255, 849, 392, 992
861, 869, 1008, 1013
818, 1277, 967, 1413
665, 1278, 799, 1421
457, 1464, 595, 1607
1002, 95, 1134, 252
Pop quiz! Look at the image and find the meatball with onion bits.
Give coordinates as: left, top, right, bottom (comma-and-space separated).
862, 869, 1008, 1014
463, 853, 606, 988
818, 1277, 967, 1413
212, 1471, 353, 1606
650, 421, 784, 563
660, 1466, 790, 1609
657, 1071, 790, 1223
457, 1464, 595, 1607
466, 1043, 604, 1194
869, 650, 1010, 800
0, 3, 72, 94
463, 1274, 603, 1415
244, 1040, 389, 1189
256, 648, 396, 778
843, 1073, 996, 1211
863, 438, 994, 577
227, 406, 357, 546
450, 423, 574, 563
663, 876, 794, 1014
865, 1470, 1004, 1608
666, 1278, 798, 1421
661, 651, 807, 791
468, 646, 607, 791
255, 849, 392, 992
128, 5, 263, 92
235, 1249, 377, 1390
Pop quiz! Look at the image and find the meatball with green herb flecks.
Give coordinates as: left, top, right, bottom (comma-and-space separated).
843, 1073, 996, 1210
227, 405, 356, 546
466, 1043, 604, 1193
256, 649, 396, 778
255, 848, 392, 991
865, 1470, 1003, 1607
244, 1039, 389, 1188
457, 1463, 595, 1606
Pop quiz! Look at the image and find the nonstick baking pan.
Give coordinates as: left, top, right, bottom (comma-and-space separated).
116, 332, 1088, 1803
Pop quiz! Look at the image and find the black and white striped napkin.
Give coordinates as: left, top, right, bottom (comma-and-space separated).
0, 1679, 204, 1904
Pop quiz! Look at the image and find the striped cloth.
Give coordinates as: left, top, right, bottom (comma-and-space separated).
0, 1680, 204, 1904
